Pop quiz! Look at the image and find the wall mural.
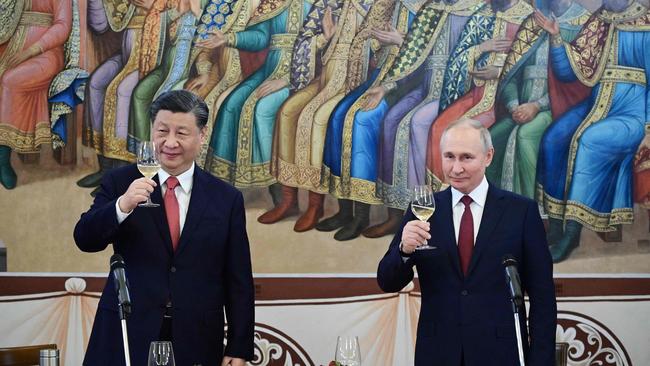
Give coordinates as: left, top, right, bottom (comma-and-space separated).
0, 0, 648, 274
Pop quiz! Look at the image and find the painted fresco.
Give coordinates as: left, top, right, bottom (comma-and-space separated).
0, 0, 648, 274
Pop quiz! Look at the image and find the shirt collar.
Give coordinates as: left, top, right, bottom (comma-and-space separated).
451, 176, 489, 207
158, 162, 195, 194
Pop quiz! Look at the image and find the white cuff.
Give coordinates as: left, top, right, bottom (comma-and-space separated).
115, 196, 133, 224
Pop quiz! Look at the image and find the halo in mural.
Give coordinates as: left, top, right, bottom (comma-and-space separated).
225, 323, 315, 366
556, 310, 632, 366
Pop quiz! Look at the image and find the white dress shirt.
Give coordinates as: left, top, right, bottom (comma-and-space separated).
116, 163, 195, 233
450, 176, 489, 245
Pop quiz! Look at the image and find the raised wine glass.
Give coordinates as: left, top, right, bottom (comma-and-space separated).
137, 141, 160, 207
411, 184, 436, 250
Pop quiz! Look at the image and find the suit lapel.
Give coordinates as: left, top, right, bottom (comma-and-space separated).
466, 184, 506, 277
150, 175, 174, 256
175, 168, 209, 256
436, 188, 463, 279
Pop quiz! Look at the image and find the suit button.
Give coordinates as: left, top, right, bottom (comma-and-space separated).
170, 266, 176, 273
461, 290, 468, 296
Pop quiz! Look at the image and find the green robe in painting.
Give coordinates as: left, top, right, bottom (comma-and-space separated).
204, 0, 311, 187
487, 2, 590, 198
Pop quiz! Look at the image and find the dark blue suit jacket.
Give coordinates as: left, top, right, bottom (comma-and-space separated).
74, 164, 254, 366
377, 184, 556, 366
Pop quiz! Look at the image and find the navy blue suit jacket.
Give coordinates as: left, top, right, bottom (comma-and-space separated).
377, 184, 556, 366
74, 164, 254, 366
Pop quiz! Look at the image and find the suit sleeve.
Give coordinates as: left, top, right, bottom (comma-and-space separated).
223, 191, 255, 360
377, 208, 416, 292
73, 170, 123, 253
521, 200, 557, 366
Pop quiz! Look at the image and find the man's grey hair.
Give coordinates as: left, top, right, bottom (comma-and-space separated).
440, 118, 493, 153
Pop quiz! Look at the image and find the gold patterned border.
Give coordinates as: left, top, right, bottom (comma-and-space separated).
537, 185, 634, 232
274, 156, 328, 192
0, 122, 51, 153
323, 166, 383, 204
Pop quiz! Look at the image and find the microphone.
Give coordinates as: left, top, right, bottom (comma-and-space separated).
110, 254, 132, 319
502, 254, 523, 310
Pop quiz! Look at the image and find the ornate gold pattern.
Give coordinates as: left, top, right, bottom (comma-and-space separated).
102, 0, 136, 32
323, 166, 383, 203
500, 14, 544, 84
0, 121, 51, 153
0, 0, 25, 44
19, 11, 53, 27
275, 157, 328, 192
599, 65, 646, 85
537, 184, 634, 231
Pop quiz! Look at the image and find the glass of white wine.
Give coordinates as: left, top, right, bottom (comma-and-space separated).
137, 141, 160, 207
148, 341, 175, 366
411, 184, 436, 250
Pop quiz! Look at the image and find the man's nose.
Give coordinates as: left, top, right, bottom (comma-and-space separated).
164, 135, 179, 147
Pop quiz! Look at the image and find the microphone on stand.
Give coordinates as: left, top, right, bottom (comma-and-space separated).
502, 254, 523, 310
110, 254, 132, 320
502, 254, 526, 366
110, 254, 133, 366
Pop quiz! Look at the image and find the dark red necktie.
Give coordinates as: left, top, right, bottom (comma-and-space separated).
458, 195, 474, 276
164, 176, 180, 252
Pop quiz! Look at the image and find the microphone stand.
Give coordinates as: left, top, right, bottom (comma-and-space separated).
510, 299, 526, 366
119, 305, 132, 366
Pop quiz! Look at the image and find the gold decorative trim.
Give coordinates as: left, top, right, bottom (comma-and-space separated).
19, 11, 53, 27
0, 121, 51, 153
273, 156, 328, 192
600, 65, 646, 85
323, 166, 383, 204
537, 184, 634, 232
270, 33, 297, 49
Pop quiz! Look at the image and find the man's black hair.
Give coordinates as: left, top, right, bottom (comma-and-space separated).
150, 90, 209, 128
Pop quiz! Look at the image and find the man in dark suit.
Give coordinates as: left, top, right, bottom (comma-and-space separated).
377, 118, 556, 366
74, 90, 254, 366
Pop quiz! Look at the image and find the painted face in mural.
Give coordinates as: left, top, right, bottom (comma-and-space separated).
440, 123, 494, 194
152, 110, 206, 176
603, 0, 632, 12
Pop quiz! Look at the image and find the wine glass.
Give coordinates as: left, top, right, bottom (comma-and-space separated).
148, 341, 175, 366
335, 336, 361, 366
137, 141, 160, 207
411, 185, 436, 250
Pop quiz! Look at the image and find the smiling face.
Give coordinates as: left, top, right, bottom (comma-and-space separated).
440, 124, 494, 194
152, 109, 206, 176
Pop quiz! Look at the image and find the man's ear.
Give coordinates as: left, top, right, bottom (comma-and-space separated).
199, 125, 208, 143
485, 147, 495, 167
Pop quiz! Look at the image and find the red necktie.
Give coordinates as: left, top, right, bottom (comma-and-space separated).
458, 195, 474, 276
164, 176, 180, 252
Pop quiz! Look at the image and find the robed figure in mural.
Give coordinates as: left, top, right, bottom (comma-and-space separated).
203, 0, 315, 188
425, 0, 534, 184
357, 0, 482, 238
260, 0, 372, 232
128, 0, 205, 153
318, 0, 416, 241
534, 0, 650, 262
486, 0, 590, 199
79, 0, 177, 193
0, 0, 72, 190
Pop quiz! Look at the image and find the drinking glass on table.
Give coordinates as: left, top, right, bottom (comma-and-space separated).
148, 341, 175, 366
411, 184, 436, 250
137, 141, 160, 207
335, 335, 361, 366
